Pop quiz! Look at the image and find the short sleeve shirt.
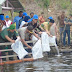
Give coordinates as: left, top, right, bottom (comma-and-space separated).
1, 28, 19, 40
64, 18, 70, 30
41, 22, 50, 30
39, 16, 45, 24
18, 27, 30, 40
27, 21, 37, 29
13, 16, 22, 29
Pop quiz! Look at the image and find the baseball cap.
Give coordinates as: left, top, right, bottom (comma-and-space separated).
0, 14, 5, 20
23, 12, 28, 16
6, 15, 9, 18
48, 16, 53, 19
33, 14, 38, 19
9, 24, 16, 30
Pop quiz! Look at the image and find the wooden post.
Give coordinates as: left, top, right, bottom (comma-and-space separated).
10, 9, 14, 22
6, 0, 8, 7
5, 52, 9, 61
0, 4, 2, 13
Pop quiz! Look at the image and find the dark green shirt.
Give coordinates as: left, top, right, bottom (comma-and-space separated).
1, 28, 19, 40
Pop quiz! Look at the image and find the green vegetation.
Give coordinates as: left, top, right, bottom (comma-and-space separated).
35, 0, 50, 9
56, 0, 72, 14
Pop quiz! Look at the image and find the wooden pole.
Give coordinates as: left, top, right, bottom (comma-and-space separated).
0, 4, 2, 13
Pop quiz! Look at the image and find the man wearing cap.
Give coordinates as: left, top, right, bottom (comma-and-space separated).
18, 25, 40, 49
19, 15, 30, 28
0, 24, 19, 43
5, 15, 12, 28
13, 11, 23, 29
19, 12, 28, 28
27, 14, 39, 29
41, 19, 55, 37
0, 14, 6, 27
25, 14, 44, 34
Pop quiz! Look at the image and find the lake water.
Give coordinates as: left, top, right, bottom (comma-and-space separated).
0, 53, 72, 72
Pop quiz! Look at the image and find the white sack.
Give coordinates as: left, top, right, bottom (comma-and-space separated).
49, 36, 56, 46
32, 35, 38, 45
11, 39, 28, 60
20, 21, 26, 28
41, 32, 50, 52
32, 40, 43, 59
2, 25, 6, 30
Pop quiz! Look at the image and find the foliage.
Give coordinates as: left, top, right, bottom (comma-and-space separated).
35, 0, 50, 9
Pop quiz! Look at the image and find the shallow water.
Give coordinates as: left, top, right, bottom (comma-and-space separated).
0, 53, 72, 72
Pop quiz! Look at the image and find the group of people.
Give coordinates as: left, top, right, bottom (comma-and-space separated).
0, 11, 72, 54
58, 11, 72, 47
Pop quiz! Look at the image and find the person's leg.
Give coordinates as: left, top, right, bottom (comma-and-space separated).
63, 30, 66, 46
67, 30, 70, 45
59, 27, 64, 43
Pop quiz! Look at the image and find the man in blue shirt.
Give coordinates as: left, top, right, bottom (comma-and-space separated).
63, 15, 72, 46
13, 11, 23, 29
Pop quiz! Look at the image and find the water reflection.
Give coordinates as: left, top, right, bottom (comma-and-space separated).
1, 53, 72, 72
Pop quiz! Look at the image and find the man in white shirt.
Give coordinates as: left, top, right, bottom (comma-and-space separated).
5, 15, 12, 28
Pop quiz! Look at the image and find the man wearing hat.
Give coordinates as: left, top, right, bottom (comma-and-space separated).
19, 12, 28, 28
0, 24, 20, 61
0, 24, 19, 43
18, 25, 40, 49
41, 19, 55, 37
5, 15, 12, 28
0, 14, 6, 28
19, 15, 30, 28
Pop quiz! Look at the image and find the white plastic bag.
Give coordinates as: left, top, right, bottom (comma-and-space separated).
32, 40, 43, 59
49, 36, 56, 46
41, 32, 50, 52
2, 25, 6, 30
32, 35, 38, 45
20, 21, 26, 28
11, 39, 28, 60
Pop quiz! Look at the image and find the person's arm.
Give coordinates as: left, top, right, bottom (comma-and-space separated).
5, 35, 15, 43
64, 21, 68, 24
21, 39, 32, 49
33, 32, 40, 39
44, 24, 52, 37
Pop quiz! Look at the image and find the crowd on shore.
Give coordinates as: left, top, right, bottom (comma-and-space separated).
0, 11, 72, 61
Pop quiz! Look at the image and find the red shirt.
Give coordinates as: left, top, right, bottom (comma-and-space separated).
39, 16, 45, 24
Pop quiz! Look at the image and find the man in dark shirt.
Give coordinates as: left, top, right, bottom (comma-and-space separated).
27, 15, 43, 33
58, 11, 65, 44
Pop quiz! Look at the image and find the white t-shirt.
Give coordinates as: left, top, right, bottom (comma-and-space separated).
5, 20, 12, 27
19, 21, 26, 28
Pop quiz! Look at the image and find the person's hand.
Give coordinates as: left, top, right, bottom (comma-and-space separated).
50, 35, 53, 37
38, 32, 42, 34
28, 46, 32, 49
11, 40, 15, 43
25, 22, 28, 25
